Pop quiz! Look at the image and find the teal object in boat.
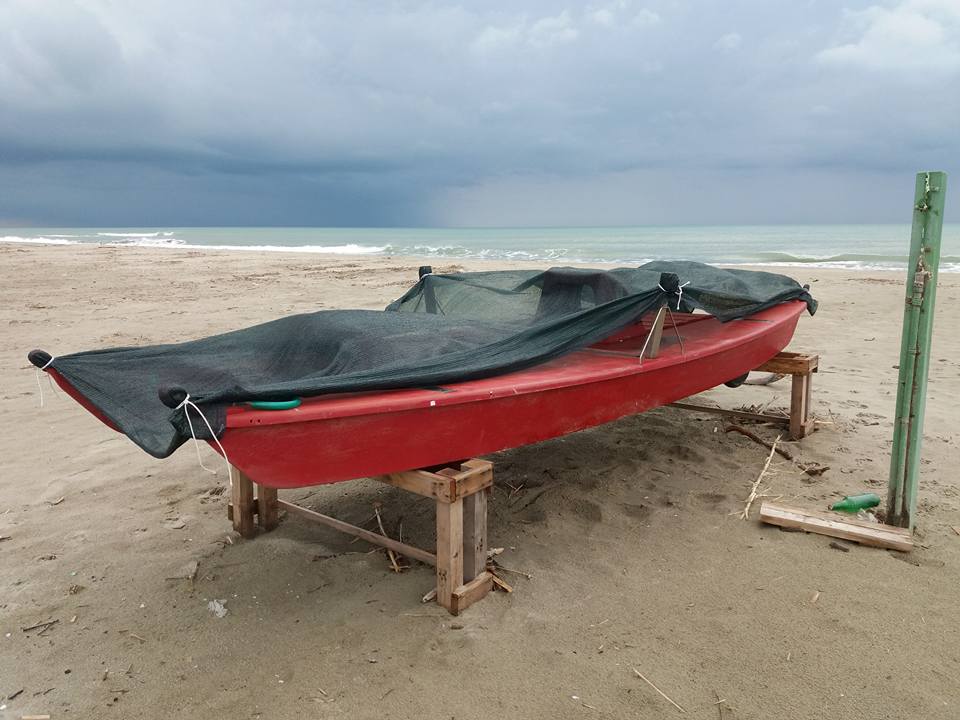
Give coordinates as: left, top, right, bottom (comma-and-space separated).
248, 399, 301, 410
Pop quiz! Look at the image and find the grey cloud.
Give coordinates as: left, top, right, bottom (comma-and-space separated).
0, 0, 957, 226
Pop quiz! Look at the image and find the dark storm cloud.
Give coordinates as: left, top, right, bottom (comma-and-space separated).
1, 0, 958, 226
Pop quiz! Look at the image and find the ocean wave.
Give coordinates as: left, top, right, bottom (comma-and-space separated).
96, 231, 175, 238
2, 233, 956, 272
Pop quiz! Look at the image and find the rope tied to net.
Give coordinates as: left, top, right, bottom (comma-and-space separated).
36, 356, 57, 407
658, 279, 691, 309
175, 393, 231, 480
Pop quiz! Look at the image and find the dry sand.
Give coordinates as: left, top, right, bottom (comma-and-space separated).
1, 243, 958, 719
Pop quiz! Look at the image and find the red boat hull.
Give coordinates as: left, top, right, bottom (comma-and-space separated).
213, 301, 805, 488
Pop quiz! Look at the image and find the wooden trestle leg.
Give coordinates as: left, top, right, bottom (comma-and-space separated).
381, 459, 494, 614
225, 459, 495, 614
227, 468, 279, 537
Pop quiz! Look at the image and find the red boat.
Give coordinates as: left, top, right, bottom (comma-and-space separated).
45, 301, 804, 489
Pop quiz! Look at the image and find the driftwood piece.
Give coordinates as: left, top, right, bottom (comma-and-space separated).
725, 425, 828, 477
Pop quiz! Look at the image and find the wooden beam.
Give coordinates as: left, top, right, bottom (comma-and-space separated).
231, 467, 256, 538
759, 502, 913, 552
257, 485, 279, 531
756, 352, 819, 375
440, 460, 493, 502
451, 571, 494, 615
277, 500, 437, 565
462, 489, 488, 582
789, 372, 812, 440
381, 459, 493, 503
381, 469, 449, 500
435, 498, 464, 610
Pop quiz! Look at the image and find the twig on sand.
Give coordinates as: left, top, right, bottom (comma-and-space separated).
740, 434, 780, 520
22, 619, 59, 633
489, 563, 533, 579
373, 504, 404, 573
631, 668, 686, 713
725, 425, 827, 477
714, 690, 726, 719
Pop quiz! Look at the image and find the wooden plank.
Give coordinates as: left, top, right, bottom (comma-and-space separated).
462, 489, 488, 582
789, 373, 810, 440
451, 571, 494, 615
277, 500, 437, 565
756, 351, 819, 375
380, 470, 448, 500
257, 485, 279, 531
446, 460, 494, 501
759, 502, 913, 552
231, 467, 256, 538
382, 460, 493, 503
435, 498, 464, 611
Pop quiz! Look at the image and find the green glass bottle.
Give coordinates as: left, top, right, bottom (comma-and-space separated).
830, 493, 881, 513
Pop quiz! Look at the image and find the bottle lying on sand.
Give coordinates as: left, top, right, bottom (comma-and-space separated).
830, 493, 881, 513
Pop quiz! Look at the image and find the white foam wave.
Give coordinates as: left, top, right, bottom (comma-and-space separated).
96, 231, 174, 238
179, 242, 388, 254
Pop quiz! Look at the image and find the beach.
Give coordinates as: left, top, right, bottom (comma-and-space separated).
1, 243, 958, 719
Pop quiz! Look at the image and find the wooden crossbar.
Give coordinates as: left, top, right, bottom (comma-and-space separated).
277, 499, 437, 565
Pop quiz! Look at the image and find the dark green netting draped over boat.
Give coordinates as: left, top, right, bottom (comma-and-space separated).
28, 261, 816, 458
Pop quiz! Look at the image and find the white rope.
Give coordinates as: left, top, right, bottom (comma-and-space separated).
36, 356, 56, 407
176, 393, 231, 477
657, 280, 691, 308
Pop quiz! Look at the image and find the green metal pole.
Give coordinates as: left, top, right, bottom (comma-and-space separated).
887, 171, 947, 529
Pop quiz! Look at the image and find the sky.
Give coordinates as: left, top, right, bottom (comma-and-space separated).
0, 0, 958, 227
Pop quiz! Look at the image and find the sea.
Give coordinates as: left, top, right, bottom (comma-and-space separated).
2, 225, 958, 272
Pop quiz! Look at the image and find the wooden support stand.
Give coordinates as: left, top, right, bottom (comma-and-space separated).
671, 351, 819, 440
227, 460, 494, 615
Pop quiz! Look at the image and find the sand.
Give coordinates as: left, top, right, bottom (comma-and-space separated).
1, 243, 958, 719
